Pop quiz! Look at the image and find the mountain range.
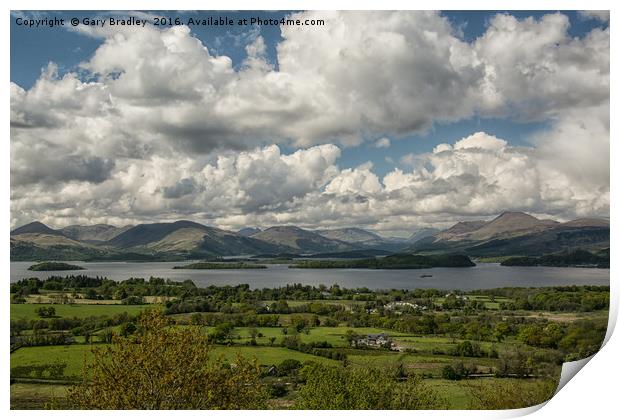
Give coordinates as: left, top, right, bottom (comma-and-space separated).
407, 212, 609, 256
10, 212, 609, 261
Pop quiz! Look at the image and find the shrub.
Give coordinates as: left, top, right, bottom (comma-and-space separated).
66, 311, 268, 409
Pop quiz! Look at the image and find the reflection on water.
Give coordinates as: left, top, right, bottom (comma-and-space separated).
10, 261, 609, 291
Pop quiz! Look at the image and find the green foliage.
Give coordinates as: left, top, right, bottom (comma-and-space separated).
10, 361, 67, 380
119, 322, 137, 337
441, 362, 476, 380
296, 363, 446, 409
173, 262, 267, 269
11, 294, 26, 304
208, 322, 235, 343
36, 306, 56, 318
559, 319, 608, 360
66, 311, 268, 409
501, 249, 609, 268
121, 295, 145, 305
495, 347, 535, 378
28, 262, 85, 271
291, 253, 475, 269
452, 340, 483, 357
277, 359, 302, 376
467, 378, 557, 409
518, 323, 563, 348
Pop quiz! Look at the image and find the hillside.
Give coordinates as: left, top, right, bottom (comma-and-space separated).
10, 234, 112, 261
61, 224, 133, 243
251, 226, 354, 253
407, 228, 440, 243
409, 212, 609, 257
11, 221, 62, 236
433, 221, 487, 242
464, 212, 558, 241
314, 228, 382, 244
10, 212, 609, 261
11, 220, 291, 260
106, 221, 293, 256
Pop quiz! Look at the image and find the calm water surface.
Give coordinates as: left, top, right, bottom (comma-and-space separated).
9, 261, 609, 291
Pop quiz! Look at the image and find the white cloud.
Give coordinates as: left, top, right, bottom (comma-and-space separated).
473, 13, 609, 120
12, 11, 609, 153
374, 137, 391, 148
11, 127, 608, 232
374, 137, 392, 149
10, 11, 609, 231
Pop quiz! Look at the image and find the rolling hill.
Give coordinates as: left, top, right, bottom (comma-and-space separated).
251, 226, 354, 253
409, 212, 609, 256
105, 221, 294, 256
11, 221, 63, 236
61, 224, 133, 243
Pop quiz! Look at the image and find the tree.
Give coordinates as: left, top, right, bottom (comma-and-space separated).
99, 328, 115, 344
12, 293, 26, 304
36, 306, 56, 318
277, 359, 302, 376
493, 322, 510, 342
66, 311, 267, 409
295, 364, 445, 409
208, 322, 234, 343
248, 327, 259, 340
85, 288, 98, 300
467, 379, 557, 409
119, 322, 137, 337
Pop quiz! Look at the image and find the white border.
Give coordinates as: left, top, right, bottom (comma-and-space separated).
2, 1, 616, 419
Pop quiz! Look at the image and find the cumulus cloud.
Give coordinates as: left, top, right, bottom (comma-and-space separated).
374, 138, 391, 148
10, 129, 609, 232
9, 11, 609, 232
11, 11, 609, 154
473, 13, 609, 120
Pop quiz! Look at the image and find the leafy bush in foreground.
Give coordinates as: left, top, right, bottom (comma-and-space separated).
66, 311, 268, 409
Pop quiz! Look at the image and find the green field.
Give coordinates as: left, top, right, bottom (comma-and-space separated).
424, 377, 555, 409
10, 383, 69, 410
11, 303, 156, 321
210, 345, 339, 366
10, 340, 498, 381
11, 344, 97, 380
10, 342, 338, 382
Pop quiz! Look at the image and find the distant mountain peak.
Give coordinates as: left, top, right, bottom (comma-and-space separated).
493, 211, 540, 221
11, 221, 61, 236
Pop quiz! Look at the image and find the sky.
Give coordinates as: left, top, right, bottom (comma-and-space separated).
10, 10, 610, 236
